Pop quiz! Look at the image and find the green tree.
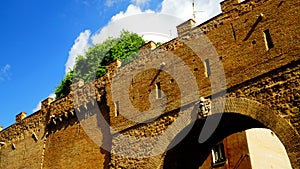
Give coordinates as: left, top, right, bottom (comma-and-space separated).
101, 30, 145, 65
54, 30, 145, 100
54, 70, 74, 100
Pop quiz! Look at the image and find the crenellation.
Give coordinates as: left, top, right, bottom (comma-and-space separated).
41, 97, 54, 111
48, 94, 74, 117
220, 0, 241, 13
0, 0, 299, 168
0, 110, 46, 142
15, 112, 27, 123
176, 19, 196, 37
188, 0, 274, 37
139, 41, 156, 50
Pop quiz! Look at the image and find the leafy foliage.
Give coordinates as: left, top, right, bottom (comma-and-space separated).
54, 30, 146, 100
54, 70, 74, 100
101, 31, 145, 65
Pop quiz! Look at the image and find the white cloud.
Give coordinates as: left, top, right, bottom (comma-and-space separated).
32, 102, 41, 113
0, 64, 11, 81
111, 4, 144, 22
1, 64, 10, 73
92, 5, 165, 44
105, 0, 121, 7
131, 0, 150, 7
160, 0, 222, 23
54, 0, 223, 116
160, 0, 192, 19
92, 0, 222, 44
32, 93, 56, 113
65, 30, 91, 74
48, 93, 56, 99
65, 0, 223, 72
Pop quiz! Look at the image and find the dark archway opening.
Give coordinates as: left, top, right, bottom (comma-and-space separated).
163, 113, 265, 169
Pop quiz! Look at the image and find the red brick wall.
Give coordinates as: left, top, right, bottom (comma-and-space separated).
0, 0, 299, 168
43, 116, 108, 169
0, 111, 46, 169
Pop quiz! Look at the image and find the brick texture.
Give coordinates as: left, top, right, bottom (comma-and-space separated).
0, 0, 299, 168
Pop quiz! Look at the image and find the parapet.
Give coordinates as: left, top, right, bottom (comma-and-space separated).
176, 19, 196, 37
106, 59, 122, 73
1, 0, 289, 140
70, 79, 84, 91
41, 97, 54, 110
139, 41, 156, 50
220, 0, 243, 13
16, 112, 27, 123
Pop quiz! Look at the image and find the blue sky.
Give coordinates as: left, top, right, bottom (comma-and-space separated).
0, 0, 221, 129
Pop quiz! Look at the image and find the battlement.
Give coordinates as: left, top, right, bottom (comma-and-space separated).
221, 0, 242, 13
0, 0, 299, 167
15, 112, 27, 123
1, 0, 298, 137
177, 19, 196, 37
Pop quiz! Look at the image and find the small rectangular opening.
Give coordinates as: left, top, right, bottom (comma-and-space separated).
230, 23, 236, 41
12, 143, 16, 150
211, 141, 226, 167
263, 29, 274, 50
32, 133, 38, 142
114, 101, 120, 117
204, 59, 211, 77
156, 82, 162, 99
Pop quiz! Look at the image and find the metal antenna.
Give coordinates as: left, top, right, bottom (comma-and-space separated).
192, 0, 196, 19
192, 0, 204, 20
169, 29, 172, 37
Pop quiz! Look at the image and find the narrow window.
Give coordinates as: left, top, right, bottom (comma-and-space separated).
230, 23, 236, 41
32, 133, 38, 142
114, 101, 120, 117
211, 141, 226, 167
204, 59, 211, 77
12, 143, 16, 150
156, 82, 162, 99
263, 29, 274, 50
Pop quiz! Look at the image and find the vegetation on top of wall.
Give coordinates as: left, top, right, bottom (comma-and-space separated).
55, 30, 146, 100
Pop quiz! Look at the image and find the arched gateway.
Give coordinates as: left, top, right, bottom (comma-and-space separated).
163, 98, 300, 169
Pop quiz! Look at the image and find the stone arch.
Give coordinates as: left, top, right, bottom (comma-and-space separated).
222, 98, 300, 168
163, 97, 300, 168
